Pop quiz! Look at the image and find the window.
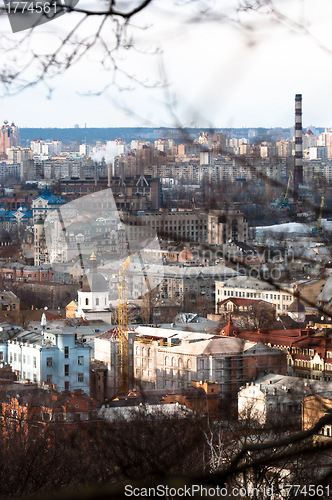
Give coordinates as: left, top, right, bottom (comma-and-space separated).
23, 355, 26, 364
46, 357, 52, 367
47, 374, 52, 384
64, 346, 69, 358
33, 357, 36, 368
85, 298, 89, 306
14, 353, 17, 362
0, 352, 3, 362
78, 356, 84, 366
78, 373, 84, 382
65, 381, 70, 390
96, 298, 99, 306
64, 365, 69, 376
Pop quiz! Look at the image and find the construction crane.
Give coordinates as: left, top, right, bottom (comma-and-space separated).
312, 196, 324, 234
118, 255, 131, 393
278, 171, 293, 210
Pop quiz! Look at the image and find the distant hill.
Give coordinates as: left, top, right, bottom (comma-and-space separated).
19, 127, 197, 145
19, 126, 302, 146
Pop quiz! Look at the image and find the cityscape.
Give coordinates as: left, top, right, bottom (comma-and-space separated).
0, 92, 331, 497
4, 0, 332, 495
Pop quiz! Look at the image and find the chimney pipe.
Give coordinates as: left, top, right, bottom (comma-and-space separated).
294, 94, 303, 202
107, 163, 112, 187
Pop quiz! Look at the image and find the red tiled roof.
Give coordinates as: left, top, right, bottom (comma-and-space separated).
217, 298, 263, 306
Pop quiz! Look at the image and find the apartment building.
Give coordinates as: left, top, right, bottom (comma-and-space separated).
133, 326, 286, 407
103, 261, 239, 302
215, 276, 295, 314
124, 207, 248, 245
6, 327, 91, 394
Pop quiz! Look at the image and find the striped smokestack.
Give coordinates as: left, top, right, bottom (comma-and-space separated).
294, 94, 303, 202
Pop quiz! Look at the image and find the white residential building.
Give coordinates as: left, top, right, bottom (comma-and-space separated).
215, 276, 295, 313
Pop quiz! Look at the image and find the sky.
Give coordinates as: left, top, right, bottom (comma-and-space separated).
0, 0, 332, 129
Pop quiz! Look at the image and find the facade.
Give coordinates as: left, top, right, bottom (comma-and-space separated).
47, 216, 126, 264
102, 261, 239, 302
34, 218, 50, 266
77, 251, 110, 313
133, 327, 287, 406
238, 373, 332, 426
0, 121, 20, 155
302, 393, 332, 437
58, 176, 162, 211
0, 162, 21, 180
123, 207, 248, 245
6, 327, 91, 394
2, 389, 96, 432
31, 191, 66, 222
94, 328, 136, 398
7, 147, 33, 164
215, 276, 295, 314
223, 317, 332, 382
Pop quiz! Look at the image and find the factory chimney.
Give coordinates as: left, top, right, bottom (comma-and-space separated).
294, 94, 303, 202
107, 163, 112, 187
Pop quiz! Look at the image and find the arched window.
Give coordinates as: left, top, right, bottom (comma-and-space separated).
178, 358, 183, 368
147, 348, 151, 358
187, 359, 191, 369
165, 356, 169, 366
142, 347, 146, 357
171, 357, 175, 366
96, 298, 99, 306
135, 346, 139, 355
85, 298, 89, 306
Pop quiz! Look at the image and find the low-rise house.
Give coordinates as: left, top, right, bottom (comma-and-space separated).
238, 374, 332, 426
2, 389, 97, 433
302, 393, 332, 437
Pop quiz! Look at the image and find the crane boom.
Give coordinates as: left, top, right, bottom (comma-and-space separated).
317, 196, 325, 232
118, 256, 130, 394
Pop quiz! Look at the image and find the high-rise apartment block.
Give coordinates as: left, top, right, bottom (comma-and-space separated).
0, 121, 20, 155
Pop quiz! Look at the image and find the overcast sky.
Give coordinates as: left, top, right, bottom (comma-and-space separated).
0, 0, 332, 129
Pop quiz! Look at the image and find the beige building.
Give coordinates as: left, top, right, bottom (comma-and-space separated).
238, 373, 332, 426
34, 218, 50, 267
215, 276, 295, 314
94, 329, 136, 398
133, 326, 286, 402
124, 207, 248, 245
7, 147, 33, 164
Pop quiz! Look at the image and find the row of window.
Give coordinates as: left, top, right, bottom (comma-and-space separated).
164, 357, 192, 368
46, 355, 84, 367
45, 373, 84, 384
291, 348, 316, 356
81, 297, 108, 306
220, 290, 293, 300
